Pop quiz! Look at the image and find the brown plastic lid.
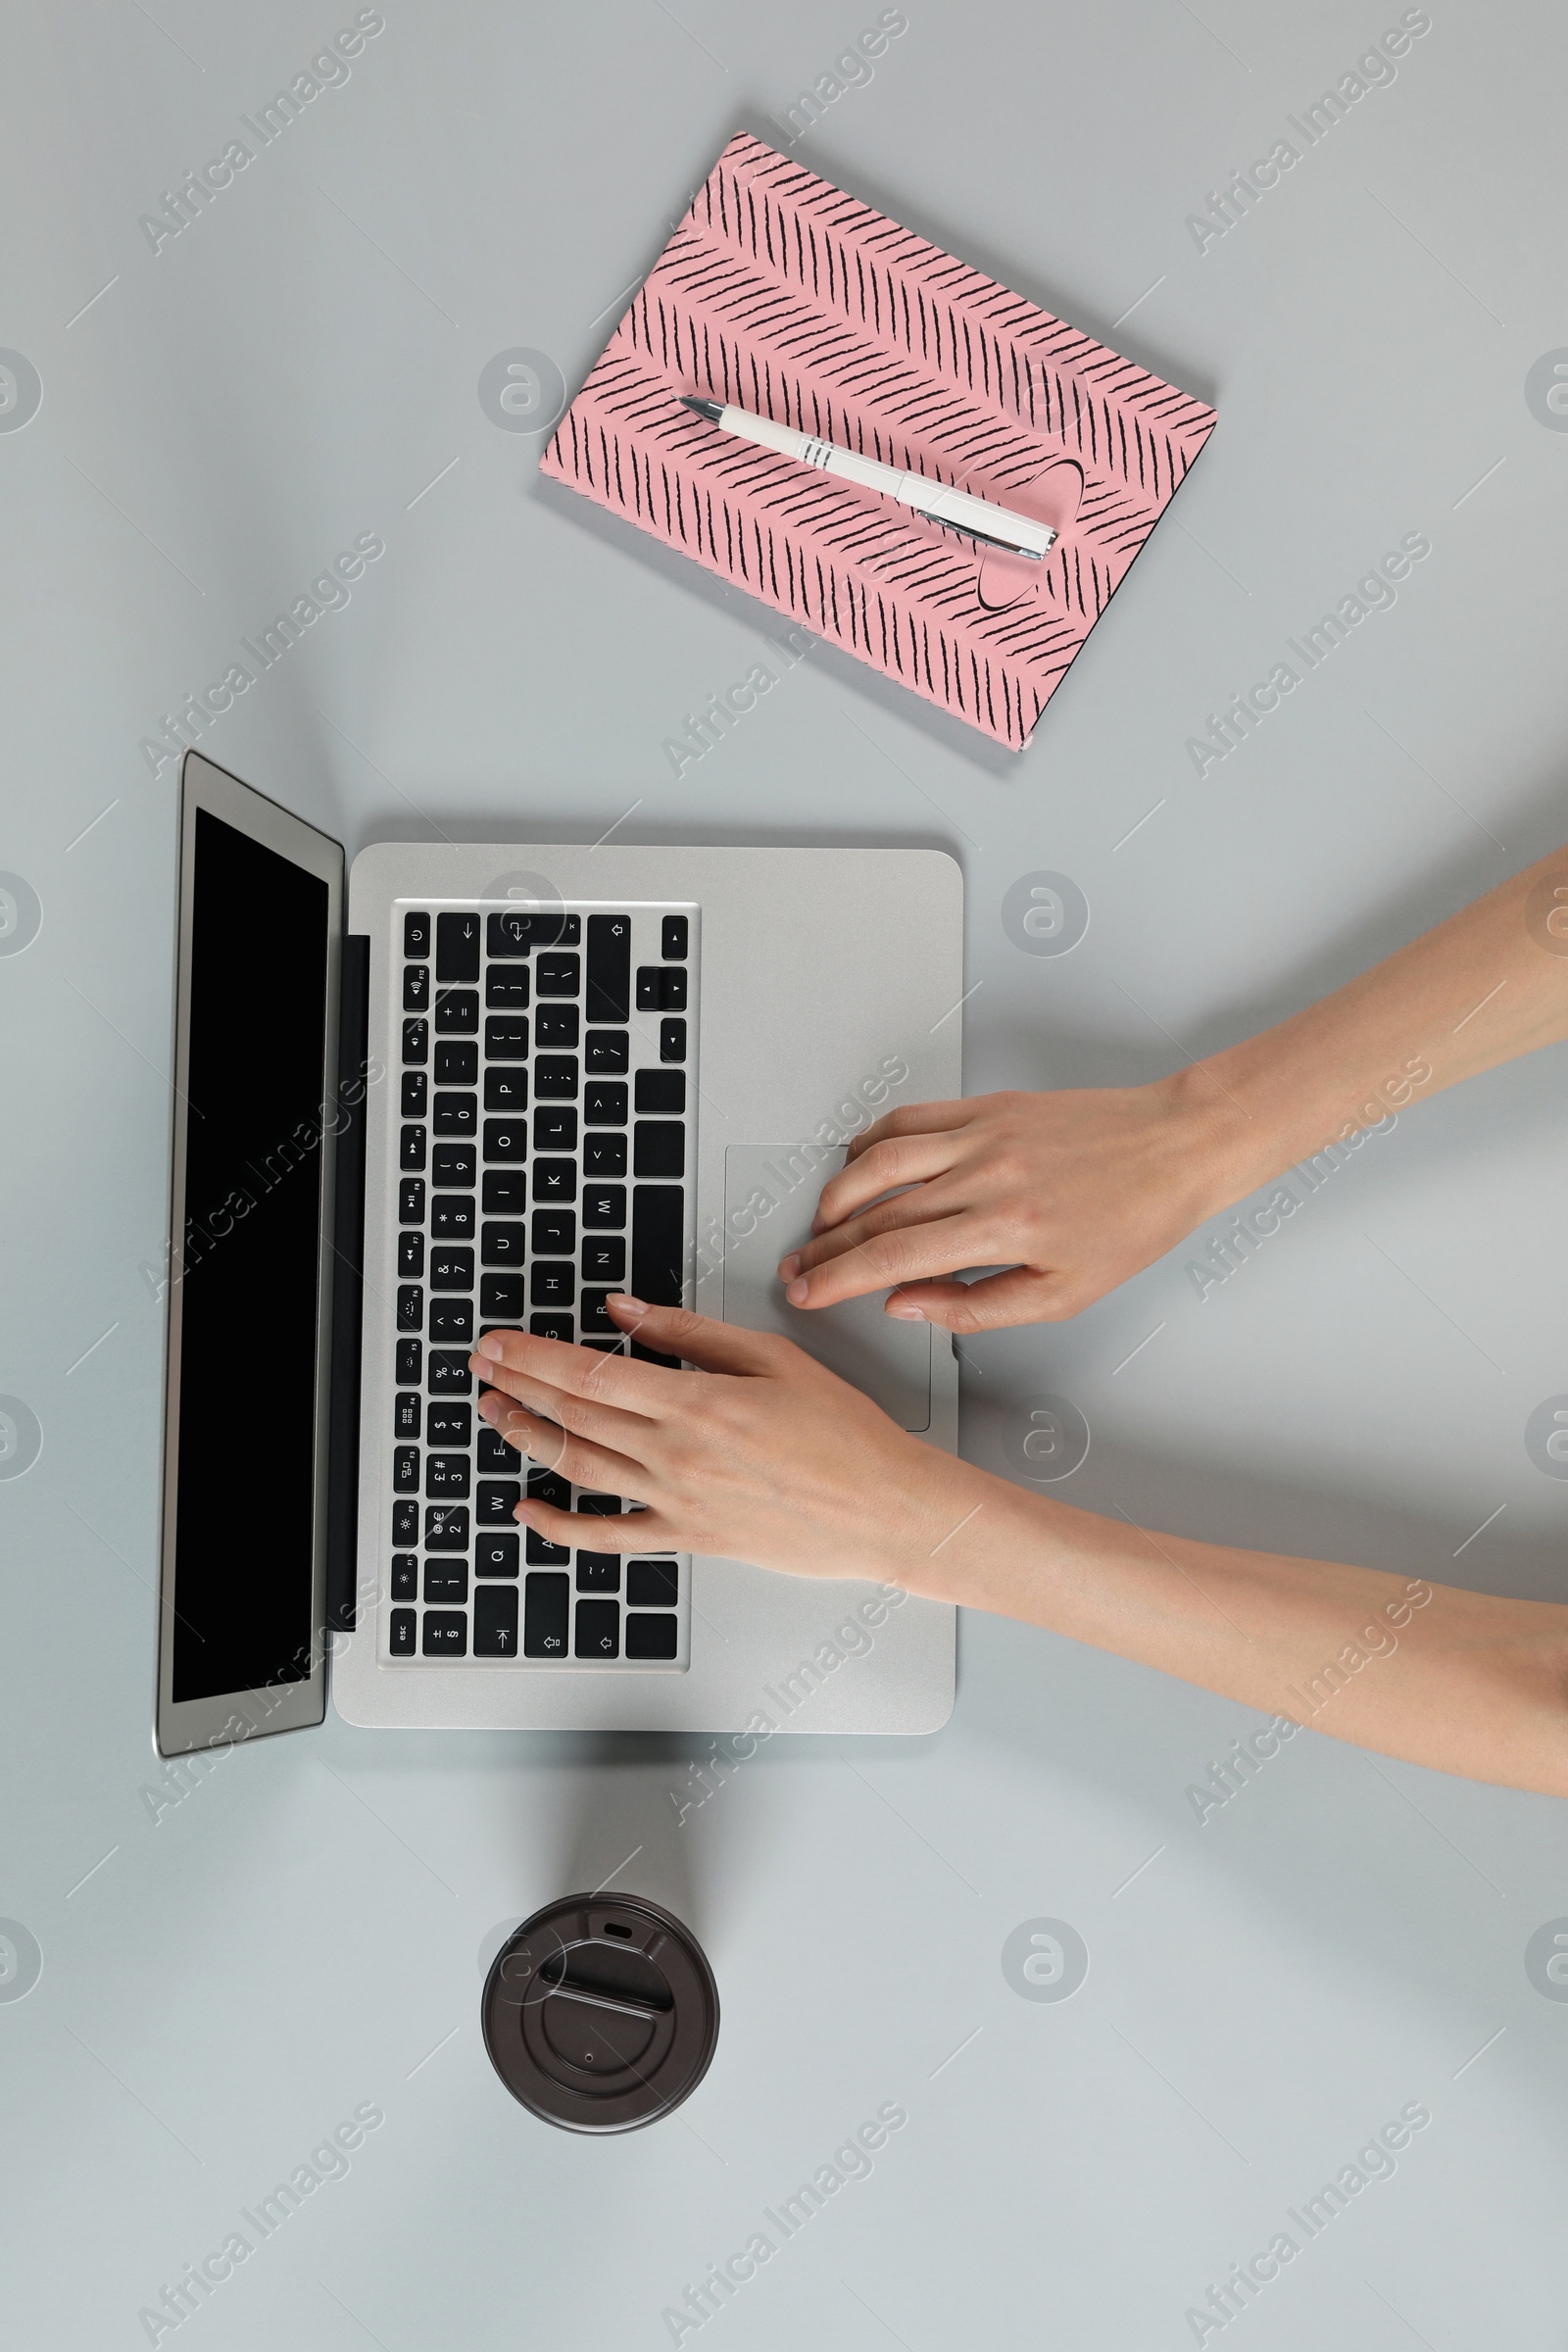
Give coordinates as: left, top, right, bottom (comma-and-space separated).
481, 1892, 719, 2133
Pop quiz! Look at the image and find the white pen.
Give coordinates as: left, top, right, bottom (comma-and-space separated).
678, 396, 1055, 560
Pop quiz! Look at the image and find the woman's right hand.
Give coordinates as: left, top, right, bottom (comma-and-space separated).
777, 1076, 1241, 1332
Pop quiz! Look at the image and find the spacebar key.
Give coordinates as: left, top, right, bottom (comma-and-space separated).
631, 1185, 683, 1305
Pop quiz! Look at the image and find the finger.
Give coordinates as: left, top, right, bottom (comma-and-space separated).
605, 1296, 789, 1378
843, 1098, 971, 1163
515, 1494, 683, 1555
485, 1398, 651, 1497
883, 1267, 1071, 1332
785, 1178, 968, 1279
782, 1216, 980, 1310
810, 1123, 969, 1236
475, 1360, 655, 1456
472, 1322, 682, 1418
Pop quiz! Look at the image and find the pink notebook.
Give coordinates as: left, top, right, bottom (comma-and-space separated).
540, 134, 1216, 752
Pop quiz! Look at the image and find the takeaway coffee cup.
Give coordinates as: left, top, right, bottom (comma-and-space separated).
482, 1892, 719, 2132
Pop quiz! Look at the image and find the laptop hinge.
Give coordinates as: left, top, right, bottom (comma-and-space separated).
325, 933, 371, 1634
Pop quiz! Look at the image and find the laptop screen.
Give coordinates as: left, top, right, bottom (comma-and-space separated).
171, 806, 332, 1704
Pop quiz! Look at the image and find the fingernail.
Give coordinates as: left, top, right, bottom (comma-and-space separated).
778, 1253, 800, 1281
513, 1501, 535, 1525
476, 1390, 500, 1419
607, 1293, 646, 1312
786, 1278, 808, 1306
476, 1332, 505, 1360
885, 1299, 926, 1321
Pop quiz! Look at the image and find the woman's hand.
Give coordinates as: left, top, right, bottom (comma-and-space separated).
777, 1075, 1233, 1332
468, 1297, 987, 1583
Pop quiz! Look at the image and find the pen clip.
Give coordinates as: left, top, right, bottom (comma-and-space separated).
915, 510, 1050, 561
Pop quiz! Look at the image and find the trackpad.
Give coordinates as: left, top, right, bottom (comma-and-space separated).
720, 1148, 931, 1433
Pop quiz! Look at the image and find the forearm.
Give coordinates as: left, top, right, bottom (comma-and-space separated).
901, 1467, 1568, 1794
1178, 843, 1568, 1210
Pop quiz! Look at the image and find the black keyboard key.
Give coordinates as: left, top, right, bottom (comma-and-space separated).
575, 1599, 620, 1659
632, 1185, 684, 1302
422, 1610, 467, 1655
533, 1108, 577, 1152
626, 1613, 678, 1661
434, 988, 478, 1034
398, 1232, 424, 1278
429, 1298, 473, 1345
482, 1220, 526, 1264
535, 1056, 579, 1101
404, 964, 429, 1011
390, 1553, 417, 1599
396, 1337, 422, 1385
536, 953, 579, 998
425, 1454, 470, 1498
432, 1144, 475, 1187
401, 1071, 426, 1116
431, 1195, 475, 1240
627, 1558, 678, 1608
430, 1248, 473, 1291
474, 1584, 519, 1655
392, 1500, 418, 1544
634, 1123, 684, 1179
586, 1030, 629, 1074
532, 1208, 576, 1254
636, 1069, 686, 1115
434, 1093, 477, 1137
587, 913, 631, 1021
533, 1157, 576, 1201
394, 1446, 419, 1493
436, 911, 481, 982
662, 914, 688, 960
484, 1068, 528, 1112
526, 1527, 570, 1567
403, 1016, 428, 1064
534, 1004, 579, 1050
576, 1494, 621, 1516
480, 1274, 526, 1319
585, 1082, 627, 1126
478, 1426, 519, 1472
576, 1553, 620, 1592
424, 1504, 469, 1550
483, 1168, 528, 1212
523, 1572, 570, 1654
435, 1040, 477, 1085
486, 965, 529, 1009
399, 1177, 425, 1225
529, 1312, 574, 1342
477, 1480, 521, 1524
527, 1470, 569, 1508
404, 912, 431, 957
530, 1262, 574, 1307
584, 1134, 627, 1178
661, 1018, 686, 1063
427, 1350, 471, 1392
424, 1560, 468, 1604
580, 1291, 615, 1335
631, 1342, 680, 1368
485, 1118, 528, 1162
635, 966, 686, 1010
476, 1532, 520, 1577
426, 1400, 471, 1446
487, 908, 539, 957
389, 1606, 416, 1654
582, 1238, 625, 1283
485, 1016, 529, 1060
397, 1285, 423, 1331
394, 1391, 420, 1438
583, 1185, 626, 1228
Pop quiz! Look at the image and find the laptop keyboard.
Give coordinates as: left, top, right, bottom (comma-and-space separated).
380, 901, 697, 1669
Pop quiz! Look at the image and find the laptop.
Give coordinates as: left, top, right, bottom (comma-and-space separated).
155, 752, 960, 1753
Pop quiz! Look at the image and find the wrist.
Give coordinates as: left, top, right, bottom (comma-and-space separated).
1152, 1060, 1272, 1228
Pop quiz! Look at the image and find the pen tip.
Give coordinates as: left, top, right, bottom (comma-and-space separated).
679, 395, 723, 422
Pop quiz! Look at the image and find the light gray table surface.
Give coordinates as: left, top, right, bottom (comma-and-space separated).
4, 1, 1566, 2344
